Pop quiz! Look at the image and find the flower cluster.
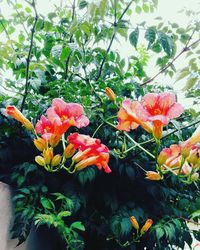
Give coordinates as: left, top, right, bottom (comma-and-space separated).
116, 92, 184, 139
5, 98, 111, 174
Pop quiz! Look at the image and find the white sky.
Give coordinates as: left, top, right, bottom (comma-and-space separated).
0, 0, 200, 109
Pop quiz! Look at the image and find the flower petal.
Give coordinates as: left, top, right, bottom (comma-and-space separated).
158, 92, 176, 111
167, 103, 184, 119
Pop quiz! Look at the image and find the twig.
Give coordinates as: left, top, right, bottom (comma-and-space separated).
20, 0, 38, 112
141, 32, 200, 86
95, 0, 135, 81
64, 0, 76, 80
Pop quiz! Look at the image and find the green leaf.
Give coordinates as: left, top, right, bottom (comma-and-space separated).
135, 6, 142, 14
71, 221, 85, 231
143, 4, 149, 13
151, 42, 162, 53
79, 0, 88, 9
190, 209, 200, 219
129, 27, 139, 48
145, 27, 156, 45
155, 227, 165, 241
183, 77, 198, 90
60, 47, 71, 62
158, 32, 175, 57
77, 167, 97, 185
176, 69, 189, 82
40, 197, 55, 210
57, 211, 71, 219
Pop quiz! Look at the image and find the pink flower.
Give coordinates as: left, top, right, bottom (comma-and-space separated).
46, 98, 89, 135
136, 92, 184, 139
68, 133, 111, 173
116, 99, 152, 133
35, 115, 55, 140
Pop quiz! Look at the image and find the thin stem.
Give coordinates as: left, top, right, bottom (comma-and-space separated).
20, 0, 38, 111
124, 132, 155, 159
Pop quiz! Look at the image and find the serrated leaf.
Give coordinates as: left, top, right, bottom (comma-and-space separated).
129, 27, 139, 48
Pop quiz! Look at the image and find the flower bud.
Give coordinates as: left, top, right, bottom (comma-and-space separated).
35, 156, 45, 166
49, 134, 60, 147
157, 148, 171, 165
64, 144, 76, 159
6, 106, 34, 131
140, 219, 153, 234
105, 87, 116, 101
34, 137, 47, 151
190, 172, 199, 181
146, 171, 162, 181
130, 216, 139, 230
51, 154, 62, 167
43, 148, 53, 165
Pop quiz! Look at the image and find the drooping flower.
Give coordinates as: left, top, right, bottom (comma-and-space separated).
140, 219, 153, 234
6, 106, 34, 131
68, 133, 111, 173
136, 92, 184, 139
46, 98, 89, 135
116, 99, 152, 133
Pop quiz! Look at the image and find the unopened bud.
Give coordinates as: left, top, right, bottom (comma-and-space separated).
64, 144, 76, 159
49, 134, 60, 147
35, 156, 45, 166
43, 148, 53, 165
140, 219, 153, 234
130, 216, 139, 230
190, 172, 199, 181
157, 148, 171, 165
34, 137, 47, 151
51, 154, 62, 167
146, 171, 162, 181
105, 87, 116, 101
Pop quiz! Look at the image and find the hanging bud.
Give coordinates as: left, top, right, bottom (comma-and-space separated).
130, 216, 139, 230
105, 87, 116, 101
35, 156, 45, 166
140, 219, 153, 234
34, 137, 47, 151
64, 144, 76, 159
146, 171, 162, 181
51, 154, 62, 167
6, 106, 34, 131
49, 134, 60, 147
43, 148, 53, 165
